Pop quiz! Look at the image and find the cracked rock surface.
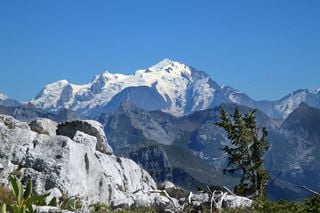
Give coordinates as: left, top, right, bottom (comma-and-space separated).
0, 115, 172, 209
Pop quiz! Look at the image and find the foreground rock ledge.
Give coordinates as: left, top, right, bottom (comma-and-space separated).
0, 115, 172, 209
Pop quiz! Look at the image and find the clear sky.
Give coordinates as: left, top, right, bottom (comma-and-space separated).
0, 0, 319, 101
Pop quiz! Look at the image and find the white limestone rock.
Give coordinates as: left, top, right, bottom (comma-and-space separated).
56, 120, 113, 155
35, 206, 73, 213
223, 194, 252, 208
29, 118, 58, 136
72, 130, 97, 152
159, 181, 188, 199
0, 115, 175, 210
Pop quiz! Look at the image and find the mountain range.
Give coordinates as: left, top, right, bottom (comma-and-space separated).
1, 59, 320, 201
98, 102, 320, 200
27, 59, 320, 119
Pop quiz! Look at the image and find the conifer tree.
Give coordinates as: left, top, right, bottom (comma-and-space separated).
216, 107, 269, 198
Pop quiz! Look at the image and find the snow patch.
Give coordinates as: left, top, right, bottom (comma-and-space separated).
0, 93, 8, 100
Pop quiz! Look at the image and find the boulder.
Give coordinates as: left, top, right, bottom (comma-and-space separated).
56, 120, 113, 154
29, 118, 58, 136
223, 194, 252, 208
72, 131, 97, 152
159, 181, 188, 199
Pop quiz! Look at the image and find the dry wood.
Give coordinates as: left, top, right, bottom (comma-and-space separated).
223, 186, 236, 196
187, 191, 193, 204
149, 189, 179, 208
298, 185, 320, 196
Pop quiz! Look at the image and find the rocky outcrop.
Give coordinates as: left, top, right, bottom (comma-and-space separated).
29, 118, 58, 136
56, 120, 113, 155
184, 191, 252, 211
159, 181, 188, 199
0, 115, 174, 209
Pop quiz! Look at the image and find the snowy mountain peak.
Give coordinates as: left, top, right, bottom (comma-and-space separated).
149, 58, 190, 73
101, 70, 116, 78
150, 58, 176, 70
0, 93, 8, 100
311, 88, 320, 94
57, 79, 69, 84
41, 80, 69, 92
93, 70, 129, 83
31, 59, 228, 116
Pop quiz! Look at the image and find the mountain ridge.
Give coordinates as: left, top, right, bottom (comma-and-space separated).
5, 59, 319, 119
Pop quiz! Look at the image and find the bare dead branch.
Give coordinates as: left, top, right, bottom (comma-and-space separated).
298, 185, 320, 196
223, 186, 236, 196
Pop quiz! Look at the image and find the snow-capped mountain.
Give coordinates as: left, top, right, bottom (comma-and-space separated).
222, 87, 320, 119
31, 59, 232, 117
30, 59, 320, 119
257, 89, 320, 119
221, 85, 256, 108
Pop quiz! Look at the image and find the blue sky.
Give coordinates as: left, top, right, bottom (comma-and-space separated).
0, 0, 319, 101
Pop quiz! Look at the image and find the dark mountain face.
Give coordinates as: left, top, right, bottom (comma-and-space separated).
101, 102, 276, 158
0, 103, 81, 123
55, 108, 82, 123
119, 144, 233, 190
100, 102, 320, 200
0, 98, 21, 107
98, 102, 243, 190
0, 104, 54, 122
268, 103, 320, 197
281, 103, 320, 145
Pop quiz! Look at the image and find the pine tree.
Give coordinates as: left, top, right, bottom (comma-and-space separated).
216, 107, 269, 198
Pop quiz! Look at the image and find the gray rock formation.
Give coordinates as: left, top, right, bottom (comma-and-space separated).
56, 120, 113, 155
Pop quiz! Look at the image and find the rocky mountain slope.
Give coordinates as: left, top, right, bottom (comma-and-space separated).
0, 93, 21, 108
256, 89, 320, 119
267, 103, 320, 198
99, 102, 320, 200
100, 102, 276, 169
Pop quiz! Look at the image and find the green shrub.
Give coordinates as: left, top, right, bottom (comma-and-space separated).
113, 207, 157, 213
250, 195, 320, 213
59, 195, 83, 211
4, 121, 15, 129
0, 185, 15, 206
89, 203, 112, 213
1, 176, 50, 213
